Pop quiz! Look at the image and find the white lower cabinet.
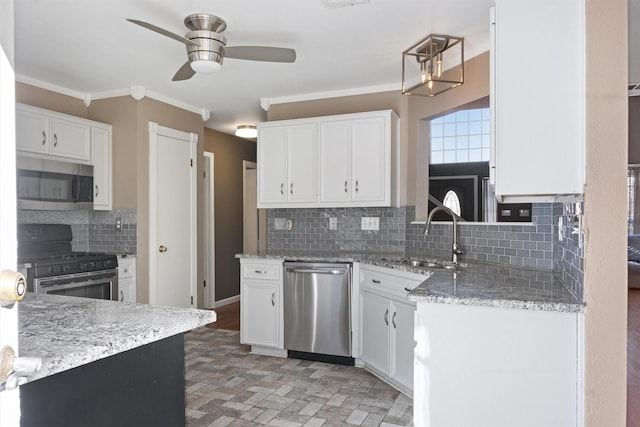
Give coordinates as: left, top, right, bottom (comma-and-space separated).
117, 256, 136, 303
414, 302, 584, 427
358, 264, 424, 396
240, 259, 285, 356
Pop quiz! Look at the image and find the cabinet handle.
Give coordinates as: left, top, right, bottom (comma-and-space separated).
290, 182, 293, 195
271, 292, 275, 307
254, 270, 267, 274
95, 184, 99, 198
120, 290, 124, 302
344, 180, 348, 193
280, 183, 284, 195
372, 279, 381, 284
392, 311, 397, 329
355, 180, 359, 193
41, 131, 46, 146
404, 287, 411, 292
384, 308, 389, 326
53, 133, 58, 147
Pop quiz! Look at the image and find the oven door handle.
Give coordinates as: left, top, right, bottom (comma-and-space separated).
37, 271, 117, 288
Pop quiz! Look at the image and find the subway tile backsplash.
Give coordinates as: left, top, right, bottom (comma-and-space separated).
18, 208, 137, 254
268, 202, 584, 299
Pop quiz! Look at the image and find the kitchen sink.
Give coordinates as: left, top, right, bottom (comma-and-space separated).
398, 259, 467, 269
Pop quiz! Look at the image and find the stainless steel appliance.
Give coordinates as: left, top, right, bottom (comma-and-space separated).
283, 262, 351, 358
18, 224, 118, 301
17, 156, 94, 210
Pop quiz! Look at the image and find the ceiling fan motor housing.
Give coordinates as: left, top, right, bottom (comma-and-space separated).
186, 30, 226, 66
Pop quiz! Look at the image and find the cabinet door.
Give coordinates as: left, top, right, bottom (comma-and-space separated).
352, 117, 387, 203
50, 117, 91, 161
241, 281, 280, 348
16, 108, 50, 155
118, 279, 136, 303
287, 124, 317, 203
360, 290, 390, 374
492, 0, 584, 200
258, 127, 287, 205
319, 120, 352, 203
91, 126, 112, 210
390, 300, 415, 392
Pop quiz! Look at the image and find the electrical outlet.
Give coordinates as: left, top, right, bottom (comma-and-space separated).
115, 218, 122, 231
274, 218, 286, 230
361, 217, 379, 231
329, 217, 338, 230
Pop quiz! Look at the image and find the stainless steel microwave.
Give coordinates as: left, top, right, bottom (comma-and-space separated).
17, 157, 93, 210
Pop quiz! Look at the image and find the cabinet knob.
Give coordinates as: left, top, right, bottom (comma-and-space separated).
123, 267, 128, 273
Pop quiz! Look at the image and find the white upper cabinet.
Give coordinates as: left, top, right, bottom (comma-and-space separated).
257, 123, 317, 207
16, 103, 113, 210
258, 110, 398, 208
490, 0, 585, 202
16, 104, 91, 162
91, 125, 112, 210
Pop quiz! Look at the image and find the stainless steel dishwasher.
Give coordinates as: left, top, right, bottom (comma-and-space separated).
283, 262, 352, 359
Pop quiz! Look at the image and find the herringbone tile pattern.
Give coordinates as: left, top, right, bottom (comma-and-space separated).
184, 328, 413, 427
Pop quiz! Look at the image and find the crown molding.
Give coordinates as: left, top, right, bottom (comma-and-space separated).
15, 75, 211, 121
260, 82, 400, 110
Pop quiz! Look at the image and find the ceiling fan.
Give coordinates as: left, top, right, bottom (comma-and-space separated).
127, 13, 296, 81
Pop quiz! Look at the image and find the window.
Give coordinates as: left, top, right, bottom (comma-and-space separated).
430, 108, 491, 164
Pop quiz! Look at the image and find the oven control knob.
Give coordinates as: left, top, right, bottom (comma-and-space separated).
95, 261, 103, 269
78, 263, 86, 271
50, 266, 58, 274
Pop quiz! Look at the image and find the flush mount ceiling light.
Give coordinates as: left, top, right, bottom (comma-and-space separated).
322, 0, 370, 9
402, 34, 464, 97
235, 125, 257, 139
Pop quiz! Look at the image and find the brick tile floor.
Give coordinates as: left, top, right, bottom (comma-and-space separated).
184, 328, 413, 427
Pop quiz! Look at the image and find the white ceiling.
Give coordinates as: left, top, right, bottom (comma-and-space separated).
13, 0, 637, 135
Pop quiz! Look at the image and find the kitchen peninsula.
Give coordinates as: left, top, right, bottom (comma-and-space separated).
18, 293, 215, 427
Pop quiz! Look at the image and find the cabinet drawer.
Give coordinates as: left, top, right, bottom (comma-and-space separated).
118, 258, 135, 279
243, 262, 281, 281
360, 265, 425, 300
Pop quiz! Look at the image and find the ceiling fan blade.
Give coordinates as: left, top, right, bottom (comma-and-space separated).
172, 62, 196, 81
224, 46, 296, 63
127, 18, 198, 47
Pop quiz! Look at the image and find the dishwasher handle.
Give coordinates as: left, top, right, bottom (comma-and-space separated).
285, 268, 347, 275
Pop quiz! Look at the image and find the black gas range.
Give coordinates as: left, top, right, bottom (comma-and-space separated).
18, 224, 119, 301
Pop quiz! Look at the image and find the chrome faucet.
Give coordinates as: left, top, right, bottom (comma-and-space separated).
424, 206, 464, 264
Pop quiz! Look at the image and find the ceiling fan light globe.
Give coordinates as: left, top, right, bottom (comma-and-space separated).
190, 60, 222, 73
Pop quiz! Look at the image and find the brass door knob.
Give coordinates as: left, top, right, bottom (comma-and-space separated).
159, 245, 168, 253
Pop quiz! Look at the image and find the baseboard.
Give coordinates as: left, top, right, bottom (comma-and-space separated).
212, 295, 240, 308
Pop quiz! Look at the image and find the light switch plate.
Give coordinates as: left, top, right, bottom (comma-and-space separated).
329, 217, 338, 230
274, 218, 286, 230
361, 217, 379, 231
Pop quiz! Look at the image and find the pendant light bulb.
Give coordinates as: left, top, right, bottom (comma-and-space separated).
436, 53, 443, 78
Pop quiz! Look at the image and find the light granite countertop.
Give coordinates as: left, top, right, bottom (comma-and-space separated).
19, 293, 216, 383
237, 251, 584, 313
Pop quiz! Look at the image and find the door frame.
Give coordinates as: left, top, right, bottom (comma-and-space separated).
203, 151, 215, 309
243, 161, 267, 253
148, 122, 197, 306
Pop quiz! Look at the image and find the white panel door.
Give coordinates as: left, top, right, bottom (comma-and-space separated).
319, 120, 352, 203
241, 281, 280, 348
0, 36, 21, 425
286, 124, 317, 203
390, 301, 415, 393
360, 291, 390, 375
15, 107, 49, 155
50, 117, 91, 161
352, 117, 387, 203
258, 126, 287, 205
149, 123, 197, 308
91, 126, 111, 210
